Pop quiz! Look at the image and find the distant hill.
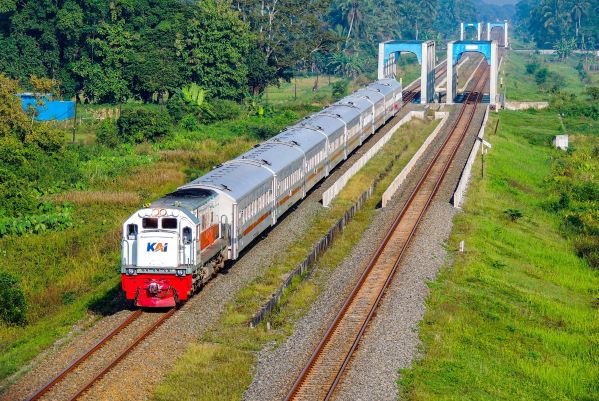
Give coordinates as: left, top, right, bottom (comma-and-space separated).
477, 1, 516, 22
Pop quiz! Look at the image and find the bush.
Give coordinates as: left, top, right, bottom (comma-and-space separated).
180, 114, 201, 131
0, 271, 27, 326
525, 61, 540, 75
0, 203, 73, 237
534, 67, 549, 85
503, 208, 523, 222
117, 108, 172, 143
574, 236, 599, 269
96, 119, 120, 148
200, 99, 244, 123
166, 94, 190, 122
331, 80, 349, 99
586, 87, 599, 101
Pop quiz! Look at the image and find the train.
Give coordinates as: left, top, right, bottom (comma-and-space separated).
121, 78, 403, 307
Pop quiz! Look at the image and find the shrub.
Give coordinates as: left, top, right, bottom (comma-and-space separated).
586, 87, 599, 101
534, 67, 549, 85
96, 119, 120, 148
180, 114, 201, 131
0, 271, 27, 326
117, 108, 172, 143
525, 61, 540, 75
331, 80, 349, 99
166, 94, 190, 122
0, 204, 73, 237
574, 236, 599, 269
503, 208, 523, 222
201, 99, 244, 123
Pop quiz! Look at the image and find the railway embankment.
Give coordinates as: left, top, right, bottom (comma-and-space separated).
399, 109, 598, 400
151, 112, 444, 401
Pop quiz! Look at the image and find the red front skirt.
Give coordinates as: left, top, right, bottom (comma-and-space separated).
122, 274, 193, 308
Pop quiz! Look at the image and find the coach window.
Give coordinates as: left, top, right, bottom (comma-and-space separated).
142, 218, 158, 229
127, 224, 138, 239
162, 218, 177, 229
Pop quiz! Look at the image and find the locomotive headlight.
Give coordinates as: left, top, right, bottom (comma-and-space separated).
176, 269, 186, 277
127, 268, 136, 275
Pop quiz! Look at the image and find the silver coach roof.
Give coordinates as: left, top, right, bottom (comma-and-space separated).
338, 96, 375, 114
321, 103, 361, 125
352, 88, 386, 103
236, 142, 304, 176
181, 162, 272, 202
368, 79, 401, 95
271, 127, 326, 155
300, 113, 345, 139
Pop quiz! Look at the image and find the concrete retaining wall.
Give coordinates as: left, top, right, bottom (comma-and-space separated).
504, 101, 549, 110
453, 105, 490, 208
381, 111, 450, 208
322, 111, 426, 207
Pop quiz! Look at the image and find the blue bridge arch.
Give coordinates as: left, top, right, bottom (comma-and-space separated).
378, 40, 436, 104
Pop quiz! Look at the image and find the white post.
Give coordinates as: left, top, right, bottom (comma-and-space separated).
490, 41, 498, 107
420, 42, 428, 104
504, 22, 509, 47
378, 42, 385, 80
486, 23, 491, 40
477, 23, 482, 40
446, 42, 454, 104
460, 23, 464, 40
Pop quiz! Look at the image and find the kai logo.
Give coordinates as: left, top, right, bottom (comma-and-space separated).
147, 242, 168, 252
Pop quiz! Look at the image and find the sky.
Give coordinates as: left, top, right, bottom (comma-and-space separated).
482, 0, 518, 4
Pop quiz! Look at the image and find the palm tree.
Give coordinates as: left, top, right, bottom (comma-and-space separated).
571, 0, 590, 47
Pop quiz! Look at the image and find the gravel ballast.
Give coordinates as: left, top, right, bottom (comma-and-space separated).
0, 106, 416, 401
243, 103, 487, 401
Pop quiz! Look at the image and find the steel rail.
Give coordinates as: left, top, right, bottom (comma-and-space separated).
402, 61, 448, 105
285, 63, 488, 401
323, 66, 488, 401
68, 307, 176, 401
26, 310, 143, 401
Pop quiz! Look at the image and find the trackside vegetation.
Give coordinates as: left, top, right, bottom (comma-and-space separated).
152, 118, 440, 401
399, 109, 598, 400
0, 74, 336, 384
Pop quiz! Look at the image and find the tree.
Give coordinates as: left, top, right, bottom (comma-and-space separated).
234, 0, 335, 91
178, 0, 250, 100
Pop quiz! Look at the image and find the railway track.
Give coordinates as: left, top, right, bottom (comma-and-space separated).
402, 60, 447, 104
284, 62, 489, 401
26, 308, 175, 401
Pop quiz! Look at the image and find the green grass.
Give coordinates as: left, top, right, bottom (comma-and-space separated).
264, 76, 341, 105
503, 52, 597, 101
152, 118, 440, 401
398, 109, 599, 401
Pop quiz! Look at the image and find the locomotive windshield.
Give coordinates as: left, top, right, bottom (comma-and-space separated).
142, 218, 158, 228
162, 218, 178, 229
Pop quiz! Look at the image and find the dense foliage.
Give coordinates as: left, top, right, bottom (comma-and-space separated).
516, 0, 599, 50
0, 0, 334, 100
0, 74, 79, 222
0, 0, 512, 100
0, 271, 27, 326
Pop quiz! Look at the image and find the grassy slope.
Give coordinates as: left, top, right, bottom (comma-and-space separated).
503, 52, 594, 101
399, 107, 599, 398
0, 81, 339, 384
152, 118, 440, 401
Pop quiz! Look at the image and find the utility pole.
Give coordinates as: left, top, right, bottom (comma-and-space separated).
72, 100, 77, 143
